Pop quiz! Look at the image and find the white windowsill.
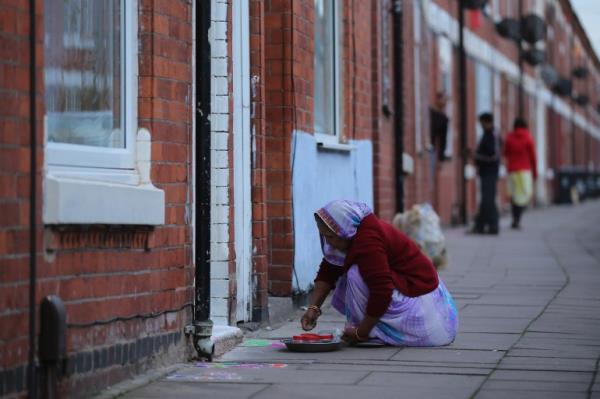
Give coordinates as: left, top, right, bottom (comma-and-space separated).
43, 128, 165, 225
316, 140, 355, 152
44, 176, 165, 225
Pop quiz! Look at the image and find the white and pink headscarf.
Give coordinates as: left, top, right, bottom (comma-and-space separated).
314, 200, 373, 266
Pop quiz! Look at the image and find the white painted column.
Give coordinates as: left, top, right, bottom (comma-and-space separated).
232, 0, 252, 322
210, 0, 231, 326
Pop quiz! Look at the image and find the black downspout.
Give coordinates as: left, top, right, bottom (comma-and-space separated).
518, 0, 524, 115
570, 34, 576, 166
192, 0, 214, 359
458, 0, 468, 225
28, 0, 38, 397
393, 0, 404, 213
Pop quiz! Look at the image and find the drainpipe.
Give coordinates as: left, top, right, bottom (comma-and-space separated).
393, 0, 405, 213
570, 32, 576, 167
518, 0, 524, 115
28, 0, 38, 396
189, 0, 214, 360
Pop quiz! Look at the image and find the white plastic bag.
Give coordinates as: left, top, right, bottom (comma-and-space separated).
392, 203, 447, 269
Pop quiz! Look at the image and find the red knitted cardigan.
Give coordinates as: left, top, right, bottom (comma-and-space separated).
315, 214, 439, 317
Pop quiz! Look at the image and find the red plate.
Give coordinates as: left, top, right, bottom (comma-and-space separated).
291, 333, 334, 342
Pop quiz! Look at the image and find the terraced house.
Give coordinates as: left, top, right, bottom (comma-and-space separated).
1, 0, 599, 397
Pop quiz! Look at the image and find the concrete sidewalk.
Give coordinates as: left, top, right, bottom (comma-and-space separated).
115, 201, 600, 399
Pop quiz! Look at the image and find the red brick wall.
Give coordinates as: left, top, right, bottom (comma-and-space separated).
263, 0, 299, 296
372, 1, 397, 222
0, 1, 195, 397
249, 0, 270, 320
0, 1, 44, 395
341, 1, 376, 142
262, 0, 382, 296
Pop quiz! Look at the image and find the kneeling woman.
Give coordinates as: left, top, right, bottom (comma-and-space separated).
301, 200, 458, 346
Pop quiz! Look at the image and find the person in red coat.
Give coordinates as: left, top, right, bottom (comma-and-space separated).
503, 118, 537, 229
300, 200, 458, 346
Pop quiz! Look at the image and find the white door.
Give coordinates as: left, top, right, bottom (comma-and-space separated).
232, 0, 252, 321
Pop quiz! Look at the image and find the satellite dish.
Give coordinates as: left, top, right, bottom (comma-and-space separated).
523, 49, 545, 66
574, 94, 589, 106
540, 64, 559, 87
496, 18, 521, 42
572, 66, 589, 79
520, 14, 545, 44
553, 78, 572, 97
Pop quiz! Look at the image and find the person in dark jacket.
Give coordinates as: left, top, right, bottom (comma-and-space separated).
300, 200, 458, 347
473, 112, 501, 234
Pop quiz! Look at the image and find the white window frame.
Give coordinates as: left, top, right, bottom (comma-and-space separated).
414, 0, 422, 154
314, 0, 343, 146
475, 61, 493, 141
45, 0, 136, 175
438, 34, 454, 157
43, 0, 165, 225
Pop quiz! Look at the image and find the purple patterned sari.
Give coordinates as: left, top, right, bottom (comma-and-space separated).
315, 200, 458, 347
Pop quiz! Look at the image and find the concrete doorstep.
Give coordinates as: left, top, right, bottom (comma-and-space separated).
212, 325, 245, 358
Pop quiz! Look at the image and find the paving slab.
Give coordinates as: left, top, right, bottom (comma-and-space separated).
517, 332, 600, 346
358, 372, 485, 390
297, 362, 491, 375
293, 358, 495, 371
164, 366, 368, 385
481, 379, 589, 392
389, 348, 504, 364
489, 369, 593, 382
507, 348, 600, 359
527, 319, 600, 335
475, 389, 587, 399
219, 343, 401, 362
252, 383, 437, 399
446, 332, 520, 351
463, 294, 555, 306
457, 317, 532, 334
121, 382, 269, 399
459, 304, 543, 319
496, 356, 597, 372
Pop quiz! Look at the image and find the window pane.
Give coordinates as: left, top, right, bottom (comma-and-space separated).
475, 62, 493, 139
438, 35, 453, 156
44, 0, 124, 148
314, 0, 335, 136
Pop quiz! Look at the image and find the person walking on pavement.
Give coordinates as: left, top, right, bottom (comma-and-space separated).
472, 112, 501, 234
503, 117, 537, 229
301, 200, 458, 347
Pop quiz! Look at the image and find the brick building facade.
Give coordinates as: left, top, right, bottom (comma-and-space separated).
1, 0, 198, 397
1, 0, 600, 397
418, 0, 600, 222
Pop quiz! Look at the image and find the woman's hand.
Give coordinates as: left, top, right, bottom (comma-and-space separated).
300, 306, 321, 331
342, 315, 378, 345
341, 326, 369, 345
